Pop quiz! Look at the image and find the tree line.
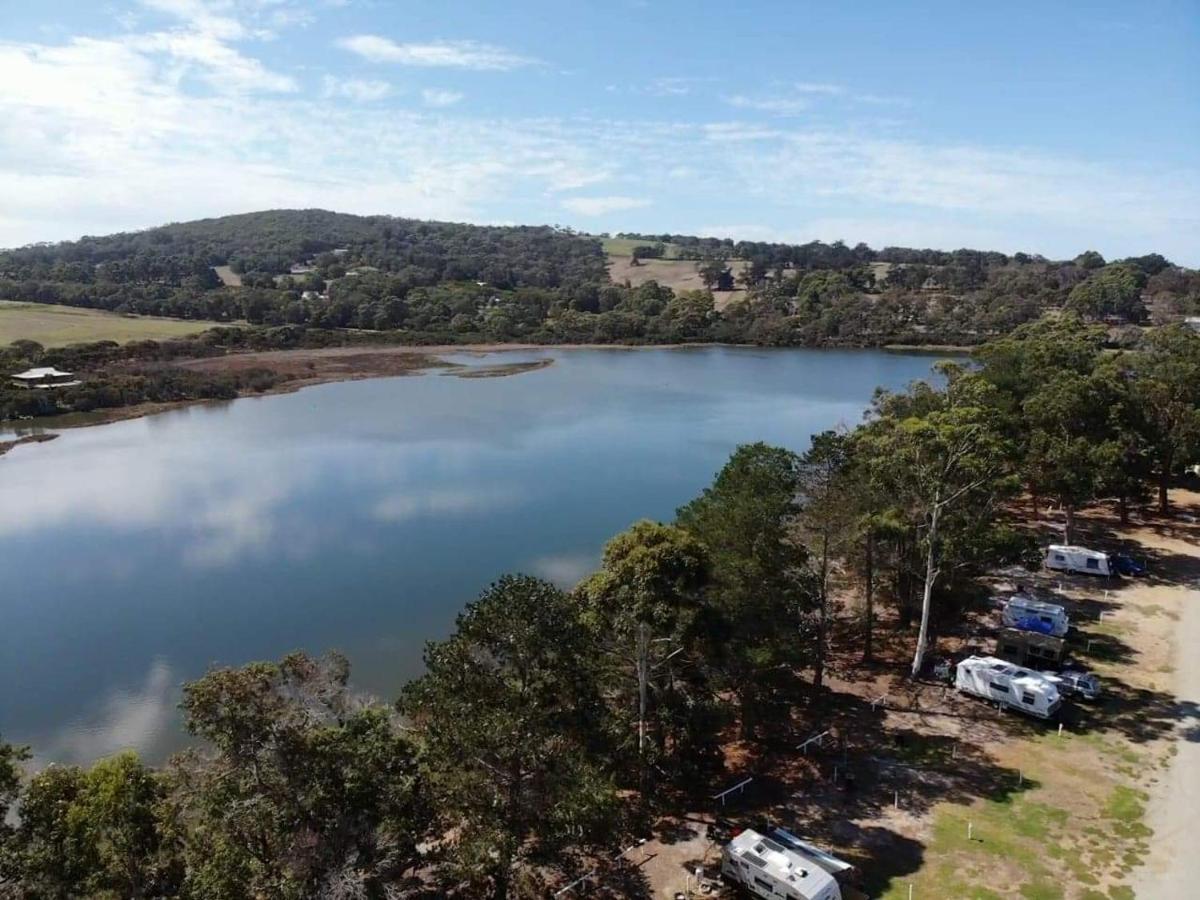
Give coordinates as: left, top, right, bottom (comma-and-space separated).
2, 317, 1197, 898
2, 211, 1197, 348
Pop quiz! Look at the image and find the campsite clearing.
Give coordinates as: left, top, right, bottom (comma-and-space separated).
0, 300, 218, 347
634, 492, 1198, 899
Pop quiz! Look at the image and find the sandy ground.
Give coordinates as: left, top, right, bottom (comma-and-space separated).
1137, 545, 1200, 897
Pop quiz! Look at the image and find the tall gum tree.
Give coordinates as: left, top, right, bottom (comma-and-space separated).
862, 374, 1016, 677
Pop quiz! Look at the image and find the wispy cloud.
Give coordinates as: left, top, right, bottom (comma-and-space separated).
323, 75, 391, 102
725, 94, 810, 117
561, 195, 651, 216
0, 19, 1196, 263
421, 87, 463, 107
337, 35, 537, 70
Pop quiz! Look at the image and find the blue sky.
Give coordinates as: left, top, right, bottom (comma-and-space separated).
2, 0, 1198, 262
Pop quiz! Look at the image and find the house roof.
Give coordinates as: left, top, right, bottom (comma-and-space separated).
11, 367, 74, 379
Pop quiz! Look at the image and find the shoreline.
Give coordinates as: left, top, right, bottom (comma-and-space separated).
1, 342, 964, 443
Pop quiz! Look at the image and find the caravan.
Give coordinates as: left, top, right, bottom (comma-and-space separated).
955, 656, 1062, 719
721, 828, 844, 900
1044, 545, 1113, 577
1001, 594, 1070, 638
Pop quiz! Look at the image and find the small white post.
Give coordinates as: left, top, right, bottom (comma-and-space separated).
833, 765, 839, 783
1058, 723, 1064, 738
894, 789, 899, 809
908, 885, 914, 900
968, 821, 974, 841
1018, 769, 1023, 787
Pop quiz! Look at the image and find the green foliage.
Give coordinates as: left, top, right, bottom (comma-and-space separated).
402, 576, 621, 899
1066, 264, 1148, 322
677, 443, 817, 732
171, 652, 429, 900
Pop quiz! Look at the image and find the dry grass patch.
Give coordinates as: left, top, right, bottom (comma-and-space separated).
0, 300, 218, 347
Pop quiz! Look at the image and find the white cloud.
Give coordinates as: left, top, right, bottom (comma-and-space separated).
421, 87, 463, 107
561, 195, 651, 216
793, 81, 845, 95
337, 35, 536, 70
725, 94, 810, 117
0, 22, 1196, 263
323, 75, 392, 102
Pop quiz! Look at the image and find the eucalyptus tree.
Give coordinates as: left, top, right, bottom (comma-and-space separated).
1127, 325, 1200, 513
676, 443, 818, 734
861, 373, 1019, 677
577, 521, 712, 779
169, 652, 429, 900
402, 575, 621, 900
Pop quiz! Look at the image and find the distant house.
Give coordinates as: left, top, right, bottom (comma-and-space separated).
10, 367, 80, 389
1185, 316, 1200, 333
331, 248, 349, 257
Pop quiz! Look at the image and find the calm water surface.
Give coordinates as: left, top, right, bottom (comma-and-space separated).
0, 347, 941, 764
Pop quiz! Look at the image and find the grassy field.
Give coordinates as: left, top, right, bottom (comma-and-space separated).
0, 301, 218, 347
599, 236, 685, 259
607, 254, 749, 309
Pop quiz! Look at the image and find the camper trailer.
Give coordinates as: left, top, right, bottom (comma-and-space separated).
721, 828, 843, 900
995, 627, 1066, 669
1001, 594, 1070, 638
955, 656, 1062, 719
1044, 545, 1113, 577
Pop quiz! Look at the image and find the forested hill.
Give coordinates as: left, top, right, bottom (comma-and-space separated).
0, 210, 608, 291
1, 209, 1197, 346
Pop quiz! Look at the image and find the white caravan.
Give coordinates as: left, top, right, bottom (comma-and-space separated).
955, 656, 1062, 720
721, 828, 842, 900
1044, 544, 1113, 577
1001, 594, 1070, 638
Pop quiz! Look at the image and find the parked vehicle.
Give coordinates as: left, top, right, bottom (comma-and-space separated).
721, 828, 845, 900
1042, 669, 1102, 701
955, 656, 1062, 719
1001, 593, 1070, 638
1044, 544, 1113, 577
995, 627, 1066, 669
1111, 554, 1147, 577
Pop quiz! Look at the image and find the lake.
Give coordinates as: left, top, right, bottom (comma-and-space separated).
0, 347, 943, 765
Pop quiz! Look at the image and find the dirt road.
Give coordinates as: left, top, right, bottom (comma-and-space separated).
1137, 504, 1200, 898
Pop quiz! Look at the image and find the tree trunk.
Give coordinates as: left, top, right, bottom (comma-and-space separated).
910, 500, 940, 678
863, 529, 875, 663
1064, 503, 1076, 546
492, 868, 509, 900
636, 621, 650, 756
1159, 458, 1171, 514
814, 532, 829, 689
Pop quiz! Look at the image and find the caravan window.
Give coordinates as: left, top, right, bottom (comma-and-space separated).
1039, 616, 1052, 625
1086, 558, 1099, 570
1022, 692, 1035, 704
1054, 553, 1066, 561
991, 682, 1010, 693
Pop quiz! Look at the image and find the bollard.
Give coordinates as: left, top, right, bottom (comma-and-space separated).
909, 885, 914, 900
1058, 723, 1064, 738
894, 790, 899, 809
968, 821, 974, 841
